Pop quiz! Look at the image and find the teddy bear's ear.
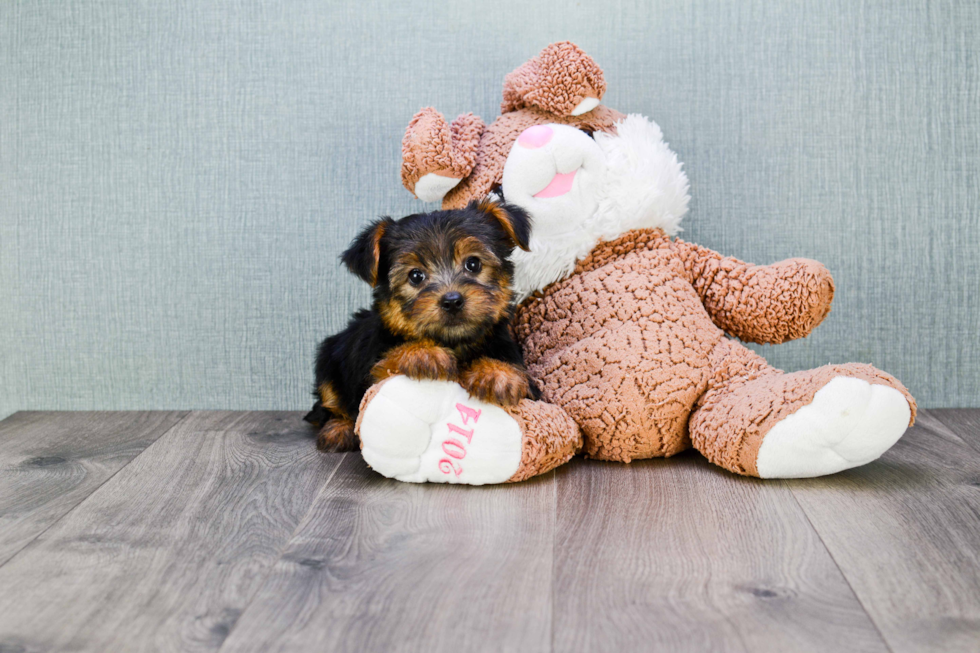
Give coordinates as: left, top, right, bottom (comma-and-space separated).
401, 108, 485, 203
501, 41, 606, 117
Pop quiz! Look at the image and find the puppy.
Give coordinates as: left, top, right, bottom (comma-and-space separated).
304, 199, 541, 452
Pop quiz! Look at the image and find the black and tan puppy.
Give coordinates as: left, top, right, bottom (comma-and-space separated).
304, 199, 540, 452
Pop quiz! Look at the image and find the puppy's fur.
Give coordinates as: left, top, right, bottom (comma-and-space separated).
304, 200, 540, 452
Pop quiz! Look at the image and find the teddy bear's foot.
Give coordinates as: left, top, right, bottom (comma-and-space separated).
357, 376, 522, 484
356, 375, 581, 485
755, 376, 912, 478
689, 341, 917, 479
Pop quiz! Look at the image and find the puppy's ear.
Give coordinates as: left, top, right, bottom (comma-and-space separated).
473, 199, 532, 252
341, 217, 395, 286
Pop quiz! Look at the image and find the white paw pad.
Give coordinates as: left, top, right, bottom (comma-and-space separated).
756, 376, 911, 479
358, 377, 523, 485
413, 173, 462, 203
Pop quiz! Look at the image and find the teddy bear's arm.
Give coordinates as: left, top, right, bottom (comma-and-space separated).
672, 238, 835, 345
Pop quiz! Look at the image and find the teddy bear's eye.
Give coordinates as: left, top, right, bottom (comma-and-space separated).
464, 256, 482, 274
579, 128, 595, 139
408, 269, 426, 286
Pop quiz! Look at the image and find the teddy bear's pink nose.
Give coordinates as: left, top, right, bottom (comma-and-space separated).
517, 125, 553, 149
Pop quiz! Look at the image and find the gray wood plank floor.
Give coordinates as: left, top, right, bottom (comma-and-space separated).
0, 411, 188, 566
0, 409, 977, 653
786, 412, 980, 653
554, 457, 887, 653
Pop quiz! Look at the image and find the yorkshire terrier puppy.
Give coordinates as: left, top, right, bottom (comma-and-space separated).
304, 199, 541, 452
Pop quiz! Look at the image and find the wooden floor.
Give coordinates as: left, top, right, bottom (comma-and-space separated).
0, 410, 978, 652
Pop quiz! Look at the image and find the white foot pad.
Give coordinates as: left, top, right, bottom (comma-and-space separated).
358, 376, 523, 485
756, 376, 912, 479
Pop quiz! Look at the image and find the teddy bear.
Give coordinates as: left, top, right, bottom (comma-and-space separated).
352, 42, 916, 485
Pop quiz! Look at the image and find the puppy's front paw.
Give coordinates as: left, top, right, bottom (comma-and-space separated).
372, 342, 457, 382
460, 358, 531, 407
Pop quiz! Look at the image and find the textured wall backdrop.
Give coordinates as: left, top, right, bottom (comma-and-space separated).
1, 0, 978, 418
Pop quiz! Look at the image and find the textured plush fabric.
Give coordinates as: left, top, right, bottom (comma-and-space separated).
672, 239, 835, 345
401, 109, 485, 193
501, 42, 606, 115
514, 229, 915, 471
1, 1, 978, 419
516, 230, 722, 461
505, 398, 582, 482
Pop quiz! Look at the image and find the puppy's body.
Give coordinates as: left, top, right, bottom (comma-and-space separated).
308, 307, 529, 428
305, 200, 539, 452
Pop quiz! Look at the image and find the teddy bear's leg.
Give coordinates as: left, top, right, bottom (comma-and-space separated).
355, 376, 581, 485
689, 339, 916, 478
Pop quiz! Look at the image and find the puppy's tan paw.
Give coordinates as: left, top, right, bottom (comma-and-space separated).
460, 358, 531, 407
372, 342, 458, 382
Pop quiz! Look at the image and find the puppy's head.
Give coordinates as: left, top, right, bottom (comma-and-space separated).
342, 200, 531, 345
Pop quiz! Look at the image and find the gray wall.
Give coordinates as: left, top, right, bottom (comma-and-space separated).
2, 0, 978, 418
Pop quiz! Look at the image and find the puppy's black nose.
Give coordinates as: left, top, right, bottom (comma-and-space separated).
440, 291, 465, 313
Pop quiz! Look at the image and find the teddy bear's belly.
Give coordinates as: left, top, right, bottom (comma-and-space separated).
517, 257, 724, 462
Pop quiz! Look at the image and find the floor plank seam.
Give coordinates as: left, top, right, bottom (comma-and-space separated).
0, 411, 194, 571
785, 484, 896, 653
214, 451, 350, 653
549, 469, 557, 653
929, 410, 980, 458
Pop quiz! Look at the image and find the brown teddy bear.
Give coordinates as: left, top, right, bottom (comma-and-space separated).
354, 42, 916, 484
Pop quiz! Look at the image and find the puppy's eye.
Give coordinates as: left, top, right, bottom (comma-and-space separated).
464, 256, 482, 274
408, 269, 426, 286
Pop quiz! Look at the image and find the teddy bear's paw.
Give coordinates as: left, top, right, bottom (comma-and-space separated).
358, 376, 523, 485
756, 376, 912, 478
